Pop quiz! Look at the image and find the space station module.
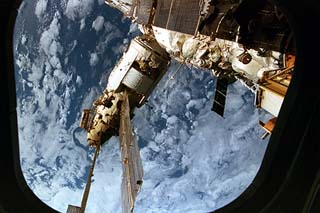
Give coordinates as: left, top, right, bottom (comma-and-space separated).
80, 0, 295, 146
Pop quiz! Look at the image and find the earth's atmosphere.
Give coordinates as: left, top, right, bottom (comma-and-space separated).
14, 0, 272, 212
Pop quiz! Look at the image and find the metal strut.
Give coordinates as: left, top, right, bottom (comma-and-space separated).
80, 145, 101, 213
66, 145, 100, 213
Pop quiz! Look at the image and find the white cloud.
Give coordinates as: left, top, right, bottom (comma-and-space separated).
36, 11, 66, 90
49, 56, 62, 69
50, 40, 63, 56
90, 21, 123, 57
80, 18, 86, 31
16, 52, 32, 73
64, 57, 69, 65
76, 75, 83, 87
27, 63, 43, 83
65, 0, 95, 20
53, 69, 67, 83
39, 12, 63, 57
21, 34, 27, 45
92, 16, 105, 32
35, 0, 48, 19
89, 52, 99, 66
186, 98, 206, 110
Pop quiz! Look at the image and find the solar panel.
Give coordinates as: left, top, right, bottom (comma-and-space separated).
211, 78, 229, 117
119, 91, 143, 213
153, 0, 201, 35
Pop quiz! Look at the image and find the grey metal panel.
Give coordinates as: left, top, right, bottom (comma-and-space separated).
136, 0, 153, 24
66, 205, 81, 213
154, 0, 201, 35
120, 92, 143, 213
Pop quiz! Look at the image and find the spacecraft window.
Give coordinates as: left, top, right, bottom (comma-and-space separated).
13, 0, 294, 212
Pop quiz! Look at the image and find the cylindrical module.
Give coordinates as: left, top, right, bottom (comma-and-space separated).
107, 35, 170, 106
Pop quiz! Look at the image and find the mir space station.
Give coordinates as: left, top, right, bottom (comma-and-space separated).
67, 0, 295, 212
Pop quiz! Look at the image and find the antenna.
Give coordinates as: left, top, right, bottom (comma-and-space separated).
169, 63, 183, 80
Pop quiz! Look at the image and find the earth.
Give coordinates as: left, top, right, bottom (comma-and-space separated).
14, 0, 272, 212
